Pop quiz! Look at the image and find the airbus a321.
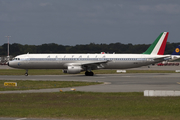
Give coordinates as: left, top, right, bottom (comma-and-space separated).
8, 32, 170, 76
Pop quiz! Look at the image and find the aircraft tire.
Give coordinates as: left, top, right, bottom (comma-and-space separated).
90, 72, 94, 76
85, 71, 94, 76
85, 71, 88, 76
25, 73, 28, 76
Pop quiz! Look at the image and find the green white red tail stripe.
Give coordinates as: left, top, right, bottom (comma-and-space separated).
143, 32, 169, 55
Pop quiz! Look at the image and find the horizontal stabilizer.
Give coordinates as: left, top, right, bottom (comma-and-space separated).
153, 56, 171, 61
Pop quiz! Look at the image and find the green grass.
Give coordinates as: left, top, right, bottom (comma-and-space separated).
0, 69, 176, 75
0, 80, 101, 91
0, 92, 180, 119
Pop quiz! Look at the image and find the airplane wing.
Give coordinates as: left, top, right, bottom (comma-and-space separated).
65, 60, 110, 70
169, 58, 180, 62
81, 60, 110, 66
81, 60, 110, 69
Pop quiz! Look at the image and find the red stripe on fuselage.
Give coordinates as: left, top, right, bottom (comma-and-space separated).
157, 32, 169, 55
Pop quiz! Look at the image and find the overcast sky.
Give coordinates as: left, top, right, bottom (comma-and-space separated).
0, 0, 180, 46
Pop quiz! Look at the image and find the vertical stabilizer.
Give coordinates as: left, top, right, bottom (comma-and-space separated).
143, 32, 169, 55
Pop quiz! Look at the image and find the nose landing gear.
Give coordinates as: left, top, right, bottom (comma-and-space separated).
25, 69, 28, 76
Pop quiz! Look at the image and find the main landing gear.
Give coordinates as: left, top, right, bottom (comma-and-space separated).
85, 71, 94, 76
25, 69, 28, 76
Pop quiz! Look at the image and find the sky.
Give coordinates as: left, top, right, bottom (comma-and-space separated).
0, 0, 180, 46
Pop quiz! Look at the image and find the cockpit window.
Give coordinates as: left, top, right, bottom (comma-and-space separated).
13, 58, 20, 61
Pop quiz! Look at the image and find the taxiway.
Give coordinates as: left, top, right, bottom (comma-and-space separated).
0, 73, 180, 93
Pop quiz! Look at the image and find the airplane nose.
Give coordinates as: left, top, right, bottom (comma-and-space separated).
8, 61, 21, 68
8, 61, 15, 68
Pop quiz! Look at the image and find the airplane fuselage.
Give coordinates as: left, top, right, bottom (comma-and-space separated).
9, 53, 164, 70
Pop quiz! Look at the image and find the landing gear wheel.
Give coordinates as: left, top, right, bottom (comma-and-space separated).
85, 71, 94, 76
25, 73, 28, 76
85, 71, 88, 76
90, 71, 94, 76
25, 69, 28, 76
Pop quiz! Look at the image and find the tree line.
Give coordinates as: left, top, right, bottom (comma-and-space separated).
0, 42, 179, 57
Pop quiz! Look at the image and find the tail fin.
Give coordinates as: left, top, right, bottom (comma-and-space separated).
171, 45, 180, 55
143, 32, 169, 55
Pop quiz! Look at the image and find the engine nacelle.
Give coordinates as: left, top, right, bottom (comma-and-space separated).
63, 66, 82, 74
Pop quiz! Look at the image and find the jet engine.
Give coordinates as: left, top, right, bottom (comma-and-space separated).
63, 66, 83, 74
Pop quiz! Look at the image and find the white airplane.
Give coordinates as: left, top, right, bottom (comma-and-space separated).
8, 32, 170, 76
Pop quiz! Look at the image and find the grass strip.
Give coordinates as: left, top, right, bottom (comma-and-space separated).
0, 80, 101, 91
0, 69, 176, 75
0, 92, 180, 120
